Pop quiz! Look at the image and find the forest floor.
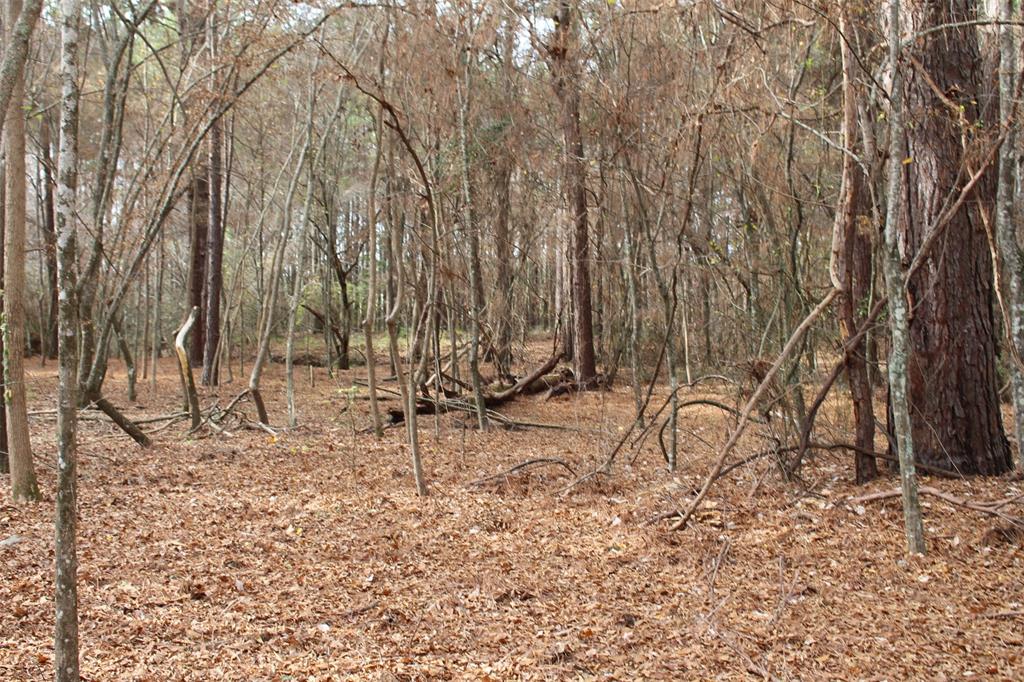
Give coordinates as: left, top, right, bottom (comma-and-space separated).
2, 343, 1024, 680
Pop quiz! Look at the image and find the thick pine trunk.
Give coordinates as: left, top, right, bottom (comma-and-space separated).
896, 0, 1011, 475
848, 226, 877, 480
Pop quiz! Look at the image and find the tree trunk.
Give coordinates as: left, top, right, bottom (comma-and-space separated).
38, 112, 59, 360
386, 211, 427, 496
202, 11, 224, 386
490, 17, 516, 377
882, 0, 926, 554
457, 30, 488, 431
54, 0, 82, 674
187, 172, 209, 366
141, 255, 151, 381
623, 214, 644, 426
4, 0, 39, 502
113, 315, 137, 402
286, 179, 313, 428
0, 0, 42, 142
0, 159, 7, 474
834, 2, 877, 483
337, 270, 351, 370
549, 1, 596, 384
491, 153, 514, 377
151, 231, 163, 391
994, 0, 1024, 470
202, 118, 224, 384
249, 113, 312, 426
896, 0, 1012, 475
175, 307, 201, 430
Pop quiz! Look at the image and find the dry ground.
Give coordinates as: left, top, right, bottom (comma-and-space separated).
2, 348, 1023, 680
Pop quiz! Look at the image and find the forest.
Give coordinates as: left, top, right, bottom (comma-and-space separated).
2, 0, 1024, 678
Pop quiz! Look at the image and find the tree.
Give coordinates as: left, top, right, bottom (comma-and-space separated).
181, 0, 210, 367
993, 0, 1024, 470
186, 171, 209, 367
37, 112, 59, 361
487, 15, 518, 379
363, 46, 387, 438
882, 0, 926, 555
54, 0, 82, 674
202, 7, 226, 386
548, 0, 596, 384
455, 7, 488, 430
4, 0, 40, 502
894, 0, 1012, 475
249, 94, 316, 425
833, 2, 878, 483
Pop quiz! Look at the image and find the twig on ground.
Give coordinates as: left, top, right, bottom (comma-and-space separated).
850, 485, 1024, 526
467, 458, 577, 487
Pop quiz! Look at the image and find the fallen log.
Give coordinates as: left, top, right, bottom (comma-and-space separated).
270, 351, 329, 367
387, 401, 437, 423
484, 351, 563, 406
383, 350, 564, 424
301, 303, 346, 357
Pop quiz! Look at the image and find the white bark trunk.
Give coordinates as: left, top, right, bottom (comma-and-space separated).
54, 0, 82, 676
4, 0, 39, 503
882, 0, 926, 555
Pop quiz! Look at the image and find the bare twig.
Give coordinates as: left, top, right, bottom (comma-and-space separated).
467, 458, 577, 487
670, 289, 838, 531
850, 485, 1024, 526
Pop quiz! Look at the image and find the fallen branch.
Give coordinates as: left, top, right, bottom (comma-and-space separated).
984, 611, 1024, 619
556, 468, 609, 495
485, 350, 563, 405
793, 297, 888, 473
649, 441, 957, 527
244, 418, 277, 436
387, 393, 578, 433
467, 458, 577, 487
670, 289, 839, 531
558, 307, 677, 496
656, 399, 757, 465
850, 485, 1023, 526
92, 395, 152, 447
221, 390, 250, 419
134, 411, 190, 426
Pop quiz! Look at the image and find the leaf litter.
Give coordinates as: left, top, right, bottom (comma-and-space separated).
1, 354, 1023, 680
